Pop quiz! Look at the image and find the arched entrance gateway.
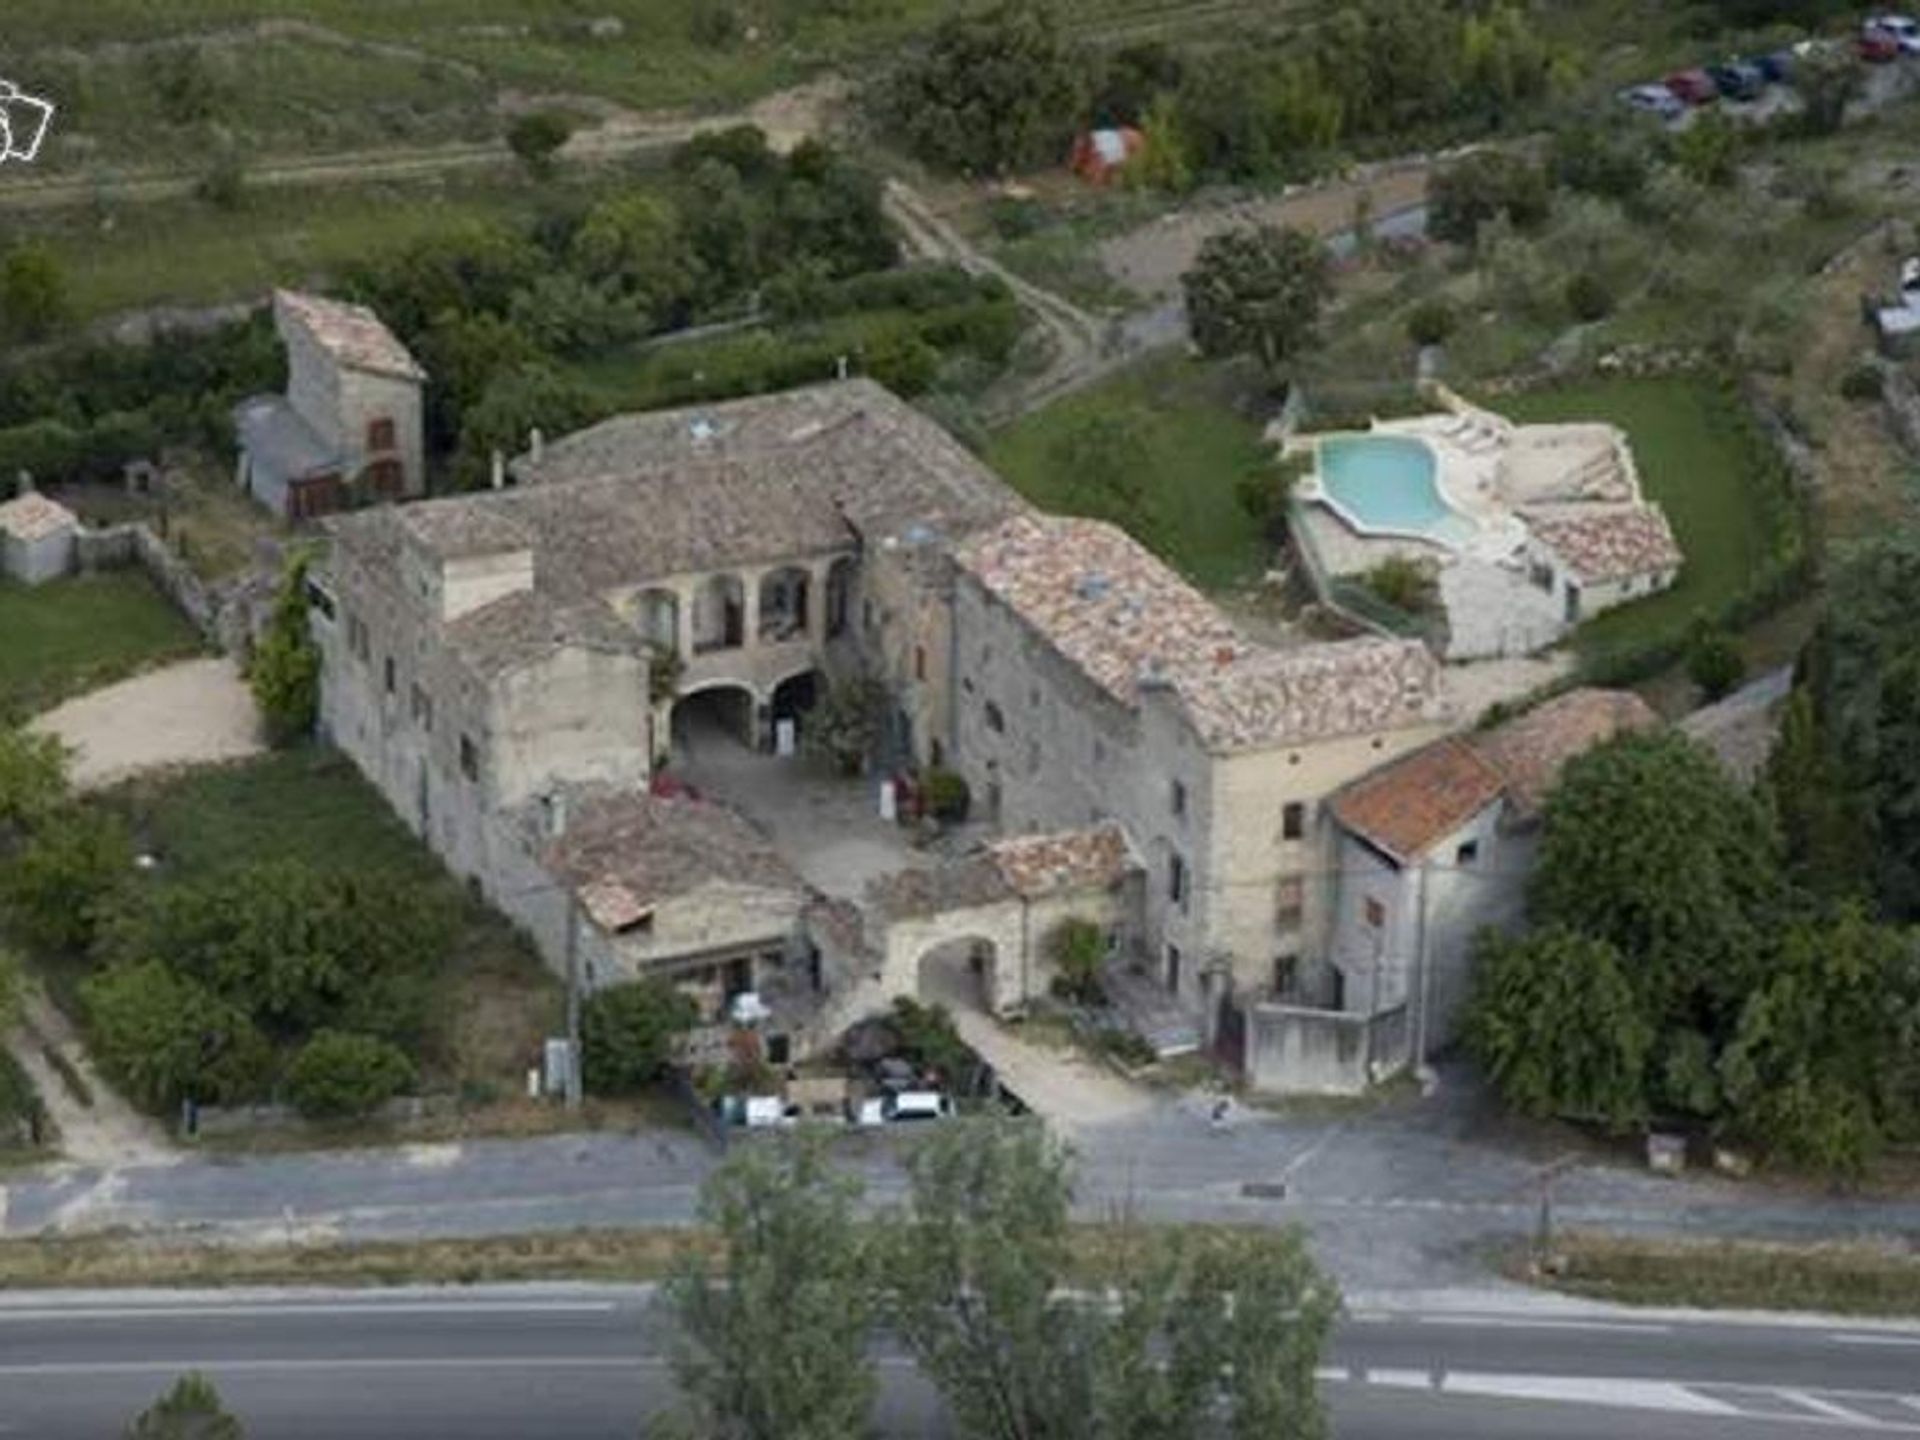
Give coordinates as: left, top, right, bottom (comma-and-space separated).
671, 683, 756, 755
915, 935, 1003, 1017
768, 669, 821, 752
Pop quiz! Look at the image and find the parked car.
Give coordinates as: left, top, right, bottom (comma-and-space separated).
1753, 49, 1795, 84
853, 1090, 954, 1126
1706, 60, 1766, 101
717, 1094, 796, 1128
1860, 26, 1903, 62
1664, 68, 1720, 105
1619, 83, 1685, 120
1866, 14, 1920, 53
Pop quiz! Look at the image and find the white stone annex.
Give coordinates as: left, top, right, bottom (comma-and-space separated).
1287, 384, 1684, 660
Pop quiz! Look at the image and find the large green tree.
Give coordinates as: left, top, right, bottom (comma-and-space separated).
1803, 531, 1920, 919
1182, 225, 1332, 383
876, 0, 1088, 175
0, 727, 67, 835
668, 1137, 876, 1440
1766, 689, 1872, 905
2, 807, 134, 953
0, 245, 70, 344
578, 977, 698, 1095
1464, 927, 1652, 1131
81, 960, 274, 1111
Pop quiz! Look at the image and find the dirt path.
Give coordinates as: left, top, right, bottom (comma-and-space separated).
28, 656, 261, 790
7, 988, 174, 1169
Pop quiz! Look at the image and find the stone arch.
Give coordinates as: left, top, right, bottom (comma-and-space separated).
672, 681, 757, 752
692, 573, 744, 654
915, 933, 1006, 1019
757, 566, 811, 644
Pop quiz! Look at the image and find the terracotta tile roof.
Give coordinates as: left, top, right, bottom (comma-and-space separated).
1523, 505, 1683, 583
1330, 736, 1506, 863
1470, 687, 1660, 821
869, 856, 1011, 920
0, 491, 76, 542
952, 513, 1248, 704
275, 289, 425, 382
544, 791, 804, 927
985, 823, 1134, 899
1170, 638, 1450, 754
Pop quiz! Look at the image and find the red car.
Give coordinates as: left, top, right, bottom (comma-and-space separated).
1860, 26, 1902, 61
1663, 68, 1719, 104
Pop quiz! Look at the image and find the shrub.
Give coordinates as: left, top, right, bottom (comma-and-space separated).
1565, 271, 1614, 323
1839, 364, 1884, 403
1428, 152, 1551, 245
250, 555, 320, 746
921, 768, 971, 823
285, 1030, 415, 1119
0, 245, 69, 344
1686, 620, 1746, 701
1048, 918, 1106, 1005
1405, 297, 1458, 348
81, 961, 274, 1111
507, 110, 574, 177
886, 996, 974, 1087
1361, 555, 1435, 613
195, 151, 246, 211
580, 979, 699, 1096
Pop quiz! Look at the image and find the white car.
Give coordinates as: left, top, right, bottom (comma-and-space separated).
1866, 15, 1920, 53
853, 1090, 954, 1126
1619, 83, 1684, 121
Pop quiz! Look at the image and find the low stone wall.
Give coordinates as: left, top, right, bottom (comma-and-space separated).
1244, 1001, 1409, 1096
185, 1092, 460, 1139
76, 520, 280, 657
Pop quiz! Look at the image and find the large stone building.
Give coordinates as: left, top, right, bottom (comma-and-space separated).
313, 378, 1650, 1091
235, 291, 426, 521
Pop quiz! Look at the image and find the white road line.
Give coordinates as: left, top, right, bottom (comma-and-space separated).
1833, 1334, 1920, 1349
0, 1301, 619, 1322
1361, 1368, 1438, 1389
1438, 1372, 1742, 1416
0, 1356, 924, 1378
1415, 1315, 1673, 1335
1780, 1390, 1896, 1424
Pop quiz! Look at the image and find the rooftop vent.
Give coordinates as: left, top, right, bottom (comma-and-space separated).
689, 418, 718, 443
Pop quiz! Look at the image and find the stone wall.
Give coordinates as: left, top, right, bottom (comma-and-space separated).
75, 521, 277, 656
1244, 1000, 1409, 1095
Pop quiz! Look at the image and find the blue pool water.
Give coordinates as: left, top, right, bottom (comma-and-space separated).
1318, 435, 1473, 545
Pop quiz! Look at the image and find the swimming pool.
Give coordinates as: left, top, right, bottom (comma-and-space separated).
1316, 434, 1474, 546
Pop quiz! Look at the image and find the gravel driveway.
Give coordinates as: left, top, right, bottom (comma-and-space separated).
28, 656, 262, 790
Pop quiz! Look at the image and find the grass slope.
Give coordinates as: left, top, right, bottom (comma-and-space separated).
1494, 377, 1770, 658
986, 355, 1273, 590
0, 570, 201, 723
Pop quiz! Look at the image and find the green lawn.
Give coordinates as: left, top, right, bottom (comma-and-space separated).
0, 570, 202, 723
986, 355, 1274, 590
98, 749, 562, 1099
1493, 378, 1774, 659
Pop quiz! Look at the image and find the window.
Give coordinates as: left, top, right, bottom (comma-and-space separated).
459, 734, 480, 782
1282, 802, 1305, 840
383, 656, 395, 696
1026, 741, 1040, 774
1029, 685, 1040, 707
1170, 779, 1187, 819
1273, 954, 1298, 997
1275, 875, 1304, 928
1363, 896, 1385, 929
1093, 738, 1106, 765
913, 645, 926, 681
863, 600, 875, 633
984, 701, 1005, 734
410, 683, 433, 732
1165, 944, 1182, 993
347, 614, 369, 663
367, 417, 397, 452
1455, 838, 1480, 866
1168, 851, 1188, 907
1529, 560, 1555, 593
305, 580, 336, 622
929, 739, 944, 767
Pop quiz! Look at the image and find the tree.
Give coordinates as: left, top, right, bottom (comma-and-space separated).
81, 961, 274, 1111
803, 670, 888, 774
1528, 731, 1786, 1028
0, 726, 67, 835
579, 978, 698, 1095
1183, 225, 1332, 383
1717, 905, 1919, 1178
880, 1119, 1337, 1440
1548, 122, 1652, 202
1127, 93, 1194, 194
1793, 50, 1863, 137
1405, 298, 1458, 349
507, 273, 643, 359
249, 554, 319, 746
1048, 917, 1106, 1003
876, 0, 1088, 175
1463, 927, 1653, 1130
2, 808, 133, 953
571, 192, 697, 327
507, 110, 574, 178
1803, 531, 1920, 919
1672, 110, 1740, 188
0, 946, 21, 1034
0, 245, 70, 343
414, 310, 542, 452
284, 1030, 414, 1119
668, 1137, 876, 1440
1766, 689, 1872, 904
127, 1373, 243, 1440
454, 362, 600, 489
1428, 152, 1551, 245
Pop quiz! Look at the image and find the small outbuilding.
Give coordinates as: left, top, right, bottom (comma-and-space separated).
0, 489, 78, 586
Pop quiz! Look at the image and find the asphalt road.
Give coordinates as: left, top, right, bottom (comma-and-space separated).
4, 1287, 1919, 1439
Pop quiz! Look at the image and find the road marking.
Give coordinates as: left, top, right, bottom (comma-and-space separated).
1781, 1390, 1897, 1424
1833, 1334, 1920, 1349
0, 1301, 619, 1322
1415, 1315, 1673, 1335
1438, 1372, 1741, 1416
0, 1356, 924, 1378
1359, 1368, 1437, 1390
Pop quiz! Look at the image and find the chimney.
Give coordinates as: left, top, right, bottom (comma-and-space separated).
490, 449, 506, 491
529, 427, 544, 463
